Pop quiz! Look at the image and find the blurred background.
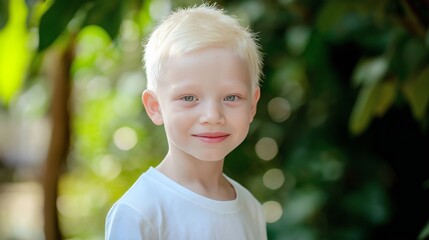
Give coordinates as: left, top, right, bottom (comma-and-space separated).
0, 0, 428, 239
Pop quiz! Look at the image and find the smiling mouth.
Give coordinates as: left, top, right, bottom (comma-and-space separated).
192, 133, 230, 143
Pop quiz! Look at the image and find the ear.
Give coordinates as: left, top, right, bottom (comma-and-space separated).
142, 90, 163, 125
250, 87, 260, 122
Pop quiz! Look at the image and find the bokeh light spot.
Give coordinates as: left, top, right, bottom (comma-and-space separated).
262, 201, 283, 223
263, 168, 285, 190
113, 126, 138, 151
255, 137, 278, 161
268, 97, 291, 122
93, 155, 122, 180
286, 26, 310, 55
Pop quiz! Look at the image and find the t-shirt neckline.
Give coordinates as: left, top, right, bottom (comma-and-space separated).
146, 167, 243, 213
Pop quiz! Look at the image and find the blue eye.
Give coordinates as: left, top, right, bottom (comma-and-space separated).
182, 96, 196, 101
224, 95, 237, 101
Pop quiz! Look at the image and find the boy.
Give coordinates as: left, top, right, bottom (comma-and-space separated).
105, 3, 266, 239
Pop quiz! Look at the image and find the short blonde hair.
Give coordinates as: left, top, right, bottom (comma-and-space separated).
143, 4, 263, 90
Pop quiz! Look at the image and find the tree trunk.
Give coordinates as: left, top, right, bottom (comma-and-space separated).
42, 38, 74, 240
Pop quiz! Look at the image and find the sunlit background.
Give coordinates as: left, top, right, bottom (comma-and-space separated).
1, 0, 429, 239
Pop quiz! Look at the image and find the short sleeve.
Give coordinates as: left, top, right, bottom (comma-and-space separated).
257, 202, 268, 240
105, 203, 157, 240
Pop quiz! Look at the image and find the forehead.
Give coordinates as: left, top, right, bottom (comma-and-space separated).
159, 47, 251, 88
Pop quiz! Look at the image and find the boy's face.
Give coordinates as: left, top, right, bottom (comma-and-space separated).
143, 47, 260, 162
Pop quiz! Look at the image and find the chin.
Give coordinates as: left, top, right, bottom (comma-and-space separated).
199, 158, 225, 162
193, 153, 228, 162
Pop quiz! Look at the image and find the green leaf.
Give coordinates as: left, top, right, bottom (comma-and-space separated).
352, 57, 388, 87
0, 0, 9, 29
419, 220, 429, 240
374, 81, 397, 116
83, 0, 123, 40
349, 84, 379, 135
349, 56, 394, 135
38, 0, 87, 52
349, 80, 398, 135
0, 0, 31, 105
402, 65, 429, 121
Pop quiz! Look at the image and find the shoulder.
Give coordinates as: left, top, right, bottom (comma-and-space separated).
227, 176, 258, 200
226, 175, 263, 208
105, 168, 168, 239
225, 175, 268, 239
113, 167, 169, 214
105, 203, 158, 239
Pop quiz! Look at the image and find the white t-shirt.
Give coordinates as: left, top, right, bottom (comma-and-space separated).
105, 167, 267, 240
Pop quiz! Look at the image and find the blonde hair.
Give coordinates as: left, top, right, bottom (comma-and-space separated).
143, 3, 263, 91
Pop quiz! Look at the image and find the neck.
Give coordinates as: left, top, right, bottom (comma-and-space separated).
156, 151, 235, 200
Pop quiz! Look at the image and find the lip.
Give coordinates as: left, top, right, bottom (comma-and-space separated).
192, 132, 230, 143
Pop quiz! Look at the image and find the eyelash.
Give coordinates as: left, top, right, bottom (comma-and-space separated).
179, 95, 240, 102
224, 95, 238, 101
181, 96, 197, 102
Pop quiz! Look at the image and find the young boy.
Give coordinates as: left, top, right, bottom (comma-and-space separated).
105, 3, 266, 239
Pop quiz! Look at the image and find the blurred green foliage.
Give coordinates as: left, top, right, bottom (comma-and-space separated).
0, 0, 428, 239
0, 0, 31, 104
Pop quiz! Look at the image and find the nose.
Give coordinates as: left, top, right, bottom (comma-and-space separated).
199, 101, 225, 125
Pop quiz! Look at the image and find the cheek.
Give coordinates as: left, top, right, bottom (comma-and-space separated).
228, 108, 252, 126
233, 104, 253, 119
163, 110, 193, 130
